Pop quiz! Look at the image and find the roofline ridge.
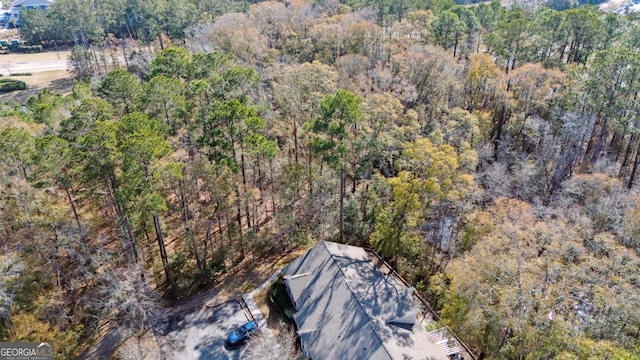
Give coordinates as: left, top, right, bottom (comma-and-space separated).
323, 241, 395, 360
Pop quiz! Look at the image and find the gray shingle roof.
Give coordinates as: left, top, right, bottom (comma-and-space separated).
283, 241, 449, 360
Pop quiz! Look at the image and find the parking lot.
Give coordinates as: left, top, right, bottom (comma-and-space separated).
161, 299, 255, 359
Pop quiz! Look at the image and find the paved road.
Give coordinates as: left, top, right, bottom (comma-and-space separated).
0, 59, 68, 75
160, 299, 255, 360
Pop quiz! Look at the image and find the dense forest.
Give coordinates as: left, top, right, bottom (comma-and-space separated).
2, 0, 640, 358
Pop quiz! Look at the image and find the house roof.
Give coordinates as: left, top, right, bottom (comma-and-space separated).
283, 241, 449, 360
12, 0, 54, 7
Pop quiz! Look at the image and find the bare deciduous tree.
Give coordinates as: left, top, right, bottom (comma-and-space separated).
246, 323, 301, 360
95, 265, 170, 359
0, 253, 22, 338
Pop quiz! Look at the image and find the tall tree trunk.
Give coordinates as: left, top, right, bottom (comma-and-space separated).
154, 214, 177, 299
619, 134, 636, 178
550, 136, 579, 195
453, 35, 458, 59
492, 105, 508, 160
591, 116, 610, 164
157, 33, 165, 50
162, 99, 173, 134
144, 224, 155, 264
203, 220, 212, 265
307, 145, 314, 208
293, 119, 299, 166
109, 173, 139, 264
254, 153, 260, 189
235, 186, 244, 261
583, 114, 602, 166
240, 151, 251, 231
612, 131, 623, 162
339, 168, 345, 243
123, 212, 140, 264
63, 182, 83, 237
269, 159, 276, 215
627, 142, 640, 189
52, 226, 61, 291
179, 178, 203, 274
230, 141, 245, 261
120, 33, 130, 68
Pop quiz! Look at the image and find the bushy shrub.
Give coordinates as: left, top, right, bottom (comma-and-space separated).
13, 45, 43, 53
0, 79, 26, 92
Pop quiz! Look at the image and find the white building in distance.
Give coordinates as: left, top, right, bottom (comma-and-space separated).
10, 0, 54, 21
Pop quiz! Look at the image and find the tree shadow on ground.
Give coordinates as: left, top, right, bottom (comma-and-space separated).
0, 73, 74, 104
79, 328, 122, 360
48, 76, 74, 93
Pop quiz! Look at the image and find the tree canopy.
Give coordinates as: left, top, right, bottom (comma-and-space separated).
4, 0, 640, 358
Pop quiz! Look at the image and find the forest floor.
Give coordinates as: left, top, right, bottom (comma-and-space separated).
173, 247, 306, 312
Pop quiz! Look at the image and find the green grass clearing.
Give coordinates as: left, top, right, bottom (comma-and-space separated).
0, 50, 71, 64
0, 70, 73, 103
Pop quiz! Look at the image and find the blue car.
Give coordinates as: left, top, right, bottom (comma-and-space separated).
226, 321, 258, 346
